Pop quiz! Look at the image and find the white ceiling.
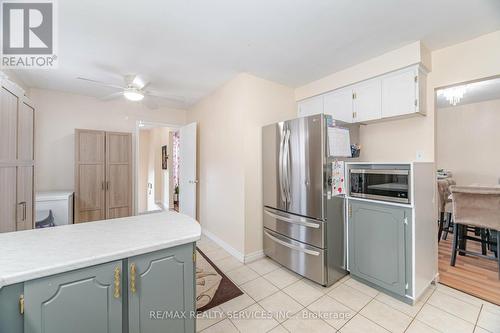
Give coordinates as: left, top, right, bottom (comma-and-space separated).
12, 0, 500, 108
437, 77, 500, 108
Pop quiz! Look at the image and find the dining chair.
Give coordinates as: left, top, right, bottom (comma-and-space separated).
450, 185, 500, 279
437, 178, 455, 242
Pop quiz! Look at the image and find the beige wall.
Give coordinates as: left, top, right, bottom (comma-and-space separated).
242, 75, 298, 254
437, 99, 500, 186
138, 127, 170, 212
187, 73, 296, 256
138, 129, 151, 212
295, 31, 500, 163
31, 88, 187, 192
151, 127, 171, 208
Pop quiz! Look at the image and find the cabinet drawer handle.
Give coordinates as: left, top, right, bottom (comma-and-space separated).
19, 294, 24, 315
130, 263, 137, 294
114, 267, 121, 298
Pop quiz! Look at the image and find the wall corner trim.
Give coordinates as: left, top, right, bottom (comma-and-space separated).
201, 228, 266, 264
243, 250, 265, 264
201, 228, 245, 263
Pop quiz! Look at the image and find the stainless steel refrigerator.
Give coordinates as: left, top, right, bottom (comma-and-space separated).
262, 113, 359, 286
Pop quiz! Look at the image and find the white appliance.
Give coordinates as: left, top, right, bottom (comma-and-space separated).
35, 191, 74, 226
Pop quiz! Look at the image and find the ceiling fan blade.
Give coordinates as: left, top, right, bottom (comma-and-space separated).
140, 81, 151, 90
100, 91, 124, 101
144, 90, 186, 103
77, 77, 124, 90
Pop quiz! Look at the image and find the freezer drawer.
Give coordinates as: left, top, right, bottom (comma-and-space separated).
263, 207, 325, 248
264, 228, 326, 285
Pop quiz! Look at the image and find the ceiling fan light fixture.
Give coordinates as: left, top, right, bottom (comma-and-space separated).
124, 88, 144, 102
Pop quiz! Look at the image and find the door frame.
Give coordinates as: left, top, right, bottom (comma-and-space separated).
134, 120, 181, 215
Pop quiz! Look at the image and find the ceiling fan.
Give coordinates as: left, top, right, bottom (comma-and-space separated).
76, 74, 185, 108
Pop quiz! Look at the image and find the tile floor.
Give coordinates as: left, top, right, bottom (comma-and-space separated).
196, 235, 500, 333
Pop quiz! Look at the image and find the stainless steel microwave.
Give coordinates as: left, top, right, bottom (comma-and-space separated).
349, 168, 411, 204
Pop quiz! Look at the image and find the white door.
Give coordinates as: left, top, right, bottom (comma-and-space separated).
323, 87, 354, 123
381, 68, 417, 118
353, 78, 382, 122
297, 96, 324, 117
179, 122, 197, 219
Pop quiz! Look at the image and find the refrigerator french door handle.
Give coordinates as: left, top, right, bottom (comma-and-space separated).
264, 231, 320, 256
264, 208, 320, 229
278, 126, 286, 204
284, 127, 292, 206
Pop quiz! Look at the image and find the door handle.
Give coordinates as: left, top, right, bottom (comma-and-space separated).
19, 294, 24, 315
18, 202, 27, 221
106, 181, 110, 191
264, 231, 320, 256
188, 180, 199, 184
130, 263, 137, 294
114, 266, 121, 299
101, 181, 105, 190
284, 128, 291, 204
264, 208, 320, 228
278, 127, 286, 204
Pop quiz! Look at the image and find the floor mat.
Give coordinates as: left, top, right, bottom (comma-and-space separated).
196, 248, 243, 312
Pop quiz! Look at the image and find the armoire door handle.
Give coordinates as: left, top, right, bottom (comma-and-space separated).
106, 181, 110, 191
101, 181, 105, 190
18, 202, 27, 221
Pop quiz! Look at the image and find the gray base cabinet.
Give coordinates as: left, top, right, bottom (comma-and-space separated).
0, 243, 195, 333
348, 200, 411, 296
0, 283, 24, 333
24, 261, 123, 333
128, 245, 195, 333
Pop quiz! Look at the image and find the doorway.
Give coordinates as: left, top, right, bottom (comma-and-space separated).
137, 124, 177, 213
436, 76, 500, 305
135, 121, 198, 219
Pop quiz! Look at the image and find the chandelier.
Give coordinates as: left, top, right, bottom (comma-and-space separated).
440, 86, 467, 106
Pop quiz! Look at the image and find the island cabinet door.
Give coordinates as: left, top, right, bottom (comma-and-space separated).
23, 261, 123, 333
348, 200, 411, 296
128, 243, 195, 333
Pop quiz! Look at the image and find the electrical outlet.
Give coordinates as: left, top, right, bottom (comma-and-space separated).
416, 151, 423, 161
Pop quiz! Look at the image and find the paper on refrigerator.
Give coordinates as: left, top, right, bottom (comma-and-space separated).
328, 127, 351, 157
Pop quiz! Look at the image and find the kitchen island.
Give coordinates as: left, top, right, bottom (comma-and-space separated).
0, 211, 201, 333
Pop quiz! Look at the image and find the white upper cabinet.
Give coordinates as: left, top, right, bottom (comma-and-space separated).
323, 87, 353, 123
296, 64, 427, 123
353, 78, 382, 122
381, 66, 422, 118
297, 95, 323, 117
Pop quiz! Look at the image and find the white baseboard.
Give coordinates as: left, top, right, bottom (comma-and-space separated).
201, 228, 266, 264
244, 250, 265, 263
201, 228, 245, 263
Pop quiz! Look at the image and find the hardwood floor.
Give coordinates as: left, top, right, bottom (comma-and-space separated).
439, 230, 500, 305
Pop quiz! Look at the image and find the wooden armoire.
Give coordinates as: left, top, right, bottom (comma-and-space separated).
0, 77, 35, 233
74, 129, 132, 223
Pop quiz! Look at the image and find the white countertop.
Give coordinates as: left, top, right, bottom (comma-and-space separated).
0, 211, 201, 289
